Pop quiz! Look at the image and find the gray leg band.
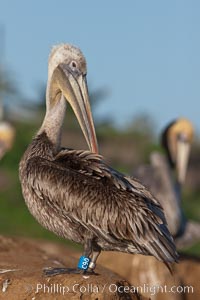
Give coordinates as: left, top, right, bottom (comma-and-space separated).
88, 261, 96, 269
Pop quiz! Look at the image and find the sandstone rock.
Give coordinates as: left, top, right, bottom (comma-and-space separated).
97, 252, 199, 300
36, 238, 200, 300
0, 236, 149, 300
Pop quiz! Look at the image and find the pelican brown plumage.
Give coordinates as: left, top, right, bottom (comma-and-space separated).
19, 44, 178, 276
134, 118, 200, 248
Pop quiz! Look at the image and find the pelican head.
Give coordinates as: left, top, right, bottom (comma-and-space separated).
46, 44, 98, 153
161, 118, 194, 184
0, 121, 15, 159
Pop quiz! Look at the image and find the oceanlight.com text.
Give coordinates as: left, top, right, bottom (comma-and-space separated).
30, 282, 194, 296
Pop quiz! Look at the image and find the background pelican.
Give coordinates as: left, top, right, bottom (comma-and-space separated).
0, 122, 15, 159
19, 44, 178, 276
0, 101, 15, 160
133, 118, 200, 248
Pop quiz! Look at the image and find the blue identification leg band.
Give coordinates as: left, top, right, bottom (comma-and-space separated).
77, 256, 91, 270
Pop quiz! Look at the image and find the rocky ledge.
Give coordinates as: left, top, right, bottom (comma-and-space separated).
0, 235, 149, 300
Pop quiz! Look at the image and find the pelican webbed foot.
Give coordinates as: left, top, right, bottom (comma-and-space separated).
43, 267, 83, 276
43, 267, 98, 277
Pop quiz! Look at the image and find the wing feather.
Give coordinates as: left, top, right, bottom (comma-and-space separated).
25, 149, 178, 263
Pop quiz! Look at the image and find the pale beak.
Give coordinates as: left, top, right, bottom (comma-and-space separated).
50, 64, 98, 153
176, 139, 190, 184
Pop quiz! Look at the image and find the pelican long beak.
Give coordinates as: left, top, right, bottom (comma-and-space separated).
50, 64, 98, 153
176, 139, 190, 184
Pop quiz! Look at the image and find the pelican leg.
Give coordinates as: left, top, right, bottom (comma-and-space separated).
43, 239, 93, 277
88, 244, 101, 273
76, 238, 93, 273
83, 238, 92, 257
76, 239, 100, 275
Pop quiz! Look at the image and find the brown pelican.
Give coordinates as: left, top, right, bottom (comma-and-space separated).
19, 44, 178, 276
133, 119, 200, 248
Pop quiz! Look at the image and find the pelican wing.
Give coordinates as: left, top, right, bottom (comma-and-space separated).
25, 149, 178, 263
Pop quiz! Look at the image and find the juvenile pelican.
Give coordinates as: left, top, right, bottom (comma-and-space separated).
134, 119, 200, 248
19, 44, 178, 275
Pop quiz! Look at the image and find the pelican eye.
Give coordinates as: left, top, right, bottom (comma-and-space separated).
177, 133, 187, 143
70, 61, 77, 70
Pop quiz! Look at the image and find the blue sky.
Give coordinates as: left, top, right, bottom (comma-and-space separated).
1, 1, 200, 134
